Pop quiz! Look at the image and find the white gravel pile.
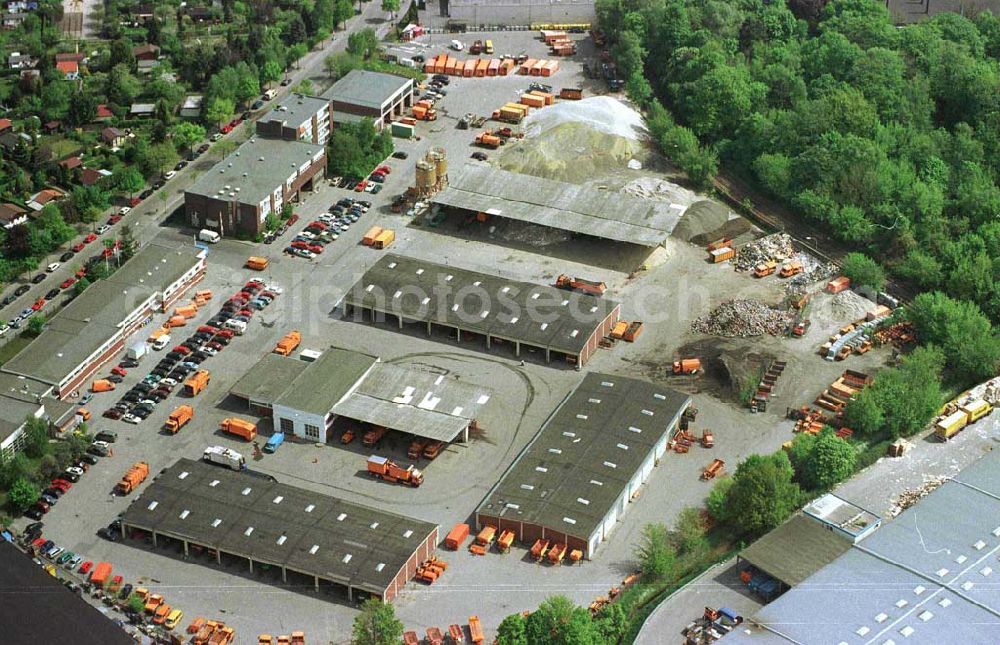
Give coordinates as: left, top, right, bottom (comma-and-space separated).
522, 96, 647, 140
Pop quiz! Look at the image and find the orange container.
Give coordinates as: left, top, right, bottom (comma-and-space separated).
445, 57, 458, 75
487, 59, 500, 76
827, 276, 850, 293
475, 58, 489, 77
498, 59, 514, 75
530, 60, 546, 75
444, 523, 470, 550
463, 60, 475, 77
518, 58, 537, 75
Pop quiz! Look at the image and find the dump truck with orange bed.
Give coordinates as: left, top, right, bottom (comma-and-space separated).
753, 261, 777, 278
445, 523, 470, 550
423, 440, 444, 459
673, 358, 702, 374
366, 456, 423, 487
407, 438, 428, 459
497, 530, 515, 552
554, 274, 607, 296
779, 261, 804, 278
475, 132, 502, 148
164, 405, 194, 433
469, 616, 484, 644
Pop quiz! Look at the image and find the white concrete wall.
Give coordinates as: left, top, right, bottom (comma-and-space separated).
448, 0, 595, 25
272, 403, 329, 443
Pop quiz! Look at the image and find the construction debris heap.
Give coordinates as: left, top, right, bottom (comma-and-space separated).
692, 299, 792, 338
733, 233, 795, 271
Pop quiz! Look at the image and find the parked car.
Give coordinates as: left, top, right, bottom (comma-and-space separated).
85, 444, 108, 458
78, 561, 93, 574
59, 251, 75, 262
45, 288, 60, 300
14, 284, 30, 296
80, 454, 99, 465
59, 470, 81, 482
60, 277, 76, 289
31, 274, 46, 284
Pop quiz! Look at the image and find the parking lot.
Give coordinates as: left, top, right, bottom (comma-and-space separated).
14, 26, 912, 641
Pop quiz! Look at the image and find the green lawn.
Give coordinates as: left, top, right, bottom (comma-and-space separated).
45, 136, 83, 160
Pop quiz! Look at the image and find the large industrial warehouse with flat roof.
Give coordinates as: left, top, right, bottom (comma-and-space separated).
121, 458, 438, 603
476, 373, 689, 559
338, 254, 621, 368
431, 164, 682, 246
230, 346, 491, 444
727, 449, 1000, 644
2, 242, 205, 398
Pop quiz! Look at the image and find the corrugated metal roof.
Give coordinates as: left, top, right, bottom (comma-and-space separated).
331, 363, 491, 442
731, 448, 1000, 644
122, 458, 436, 596
432, 164, 680, 246
322, 69, 413, 109
341, 254, 618, 356
476, 373, 689, 543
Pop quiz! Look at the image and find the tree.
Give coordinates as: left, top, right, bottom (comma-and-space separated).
8, 478, 39, 511
65, 90, 98, 127
261, 60, 283, 86
381, 0, 401, 18
25, 314, 46, 338
204, 97, 235, 127
908, 292, 1000, 382
594, 603, 628, 643
332, 0, 354, 28
107, 63, 141, 106
706, 476, 733, 523
38, 453, 59, 479
840, 252, 884, 291
636, 523, 677, 581
724, 452, 801, 538
673, 507, 709, 564
525, 596, 597, 645
496, 613, 528, 645
127, 593, 145, 614
351, 598, 403, 645
348, 28, 379, 59
802, 428, 856, 490
73, 276, 91, 296
137, 142, 179, 178
170, 122, 206, 156
116, 167, 145, 199
843, 389, 884, 435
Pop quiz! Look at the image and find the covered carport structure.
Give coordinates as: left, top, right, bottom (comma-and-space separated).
431, 164, 683, 246
120, 459, 437, 603
338, 254, 621, 368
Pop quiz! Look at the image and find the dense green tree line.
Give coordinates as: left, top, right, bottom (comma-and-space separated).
599, 0, 1000, 322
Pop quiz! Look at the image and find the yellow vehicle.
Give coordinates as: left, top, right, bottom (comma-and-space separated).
165, 609, 184, 630
484, 39, 494, 54
43, 563, 57, 577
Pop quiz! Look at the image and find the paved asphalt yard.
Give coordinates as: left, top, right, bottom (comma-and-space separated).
15, 27, 919, 641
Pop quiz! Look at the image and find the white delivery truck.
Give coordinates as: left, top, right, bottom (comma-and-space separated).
198, 229, 221, 243
263, 89, 277, 100
126, 342, 148, 361
224, 319, 247, 335
203, 446, 246, 471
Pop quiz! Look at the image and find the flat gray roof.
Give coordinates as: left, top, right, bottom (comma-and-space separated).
185, 137, 325, 207
121, 459, 437, 597
0, 372, 51, 443
229, 354, 309, 403
476, 373, 689, 543
331, 363, 491, 443
739, 514, 852, 587
433, 164, 681, 246
3, 243, 203, 386
259, 94, 329, 131
322, 69, 412, 110
340, 254, 619, 356
231, 348, 377, 416
274, 347, 377, 416
732, 448, 1000, 644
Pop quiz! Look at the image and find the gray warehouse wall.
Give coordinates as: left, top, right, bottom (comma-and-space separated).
447, 0, 595, 25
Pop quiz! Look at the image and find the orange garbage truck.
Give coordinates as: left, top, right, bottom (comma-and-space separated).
164, 405, 194, 434
366, 456, 424, 487
220, 418, 257, 441
554, 274, 607, 296
91, 379, 116, 393
184, 369, 210, 396
273, 330, 301, 356
90, 562, 112, 587
115, 461, 149, 494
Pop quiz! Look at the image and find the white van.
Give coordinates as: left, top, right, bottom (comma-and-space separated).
198, 229, 221, 243
224, 319, 247, 335
152, 334, 171, 351
263, 89, 277, 100
450, 40, 464, 51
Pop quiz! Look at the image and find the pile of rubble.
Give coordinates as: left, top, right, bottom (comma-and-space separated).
786, 261, 839, 290
692, 299, 792, 338
733, 233, 795, 271
886, 476, 948, 518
